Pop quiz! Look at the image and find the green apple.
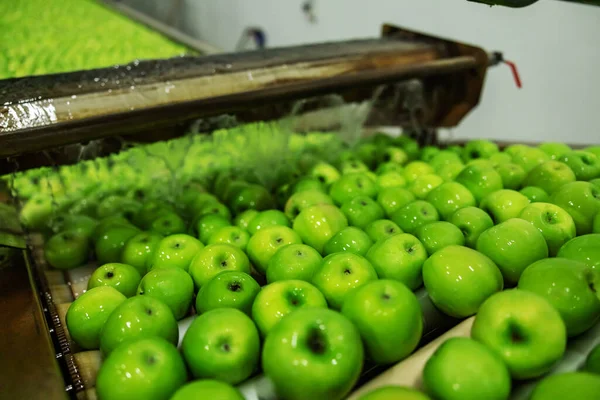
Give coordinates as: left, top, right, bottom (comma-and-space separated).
96, 337, 187, 400
489, 152, 513, 166
91, 216, 131, 241
247, 226, 302, 274
455, 164, 504, 203
364, 219, 403, 242
420, 146, 441, 163
376, 161, 404, 175
20, 194, 53, 230
592, 178, 600, 188
476, 218, 548, 285
415, 221, 465, 255
246, 209, 290, 234
293, 204, 348, 254
185, 192, 220, 218
193, 201, 232, 221
310, 162, 341, 186
511, 146, 550, 173
133, 200, 175, 229
519, 202, 576, 256
462, 140, 499, 162
520, 186, 550, 203
252, 280, 327, 336
518, 258, 600, 337
436, 162, 465, 182
342, 280, 422, 364
558, 150, 600, 181
148, 234, 204, 272
121, 232, 163, 275
194, 214, 231, 244
137, 267, 194, 320
585, 344, 600, 374
366, 233, 427, 290
340, 159, 370, 174
290, 177, 326, 194
284, 190, 335, 221
408, 174, 444, 200
423, 245, 503, 317
262, 308, 363, 400
181, 308, 260, 384
448, 206, 493, 249
395, 136, 420, 160
381, 146, 409, 165
188, 244, 250, 289
557, 234, 600, 269
358, 386, 431, 400
552, 182, 600, 235
196, 271, 260, 315
426, 182, 476, 221
312, 252, 378, 309
208, 226, 250, 250
340, 195, 385, 229
100, 295, 179, 355
494, 163, 525, 190
95, 224, 141, 265
587, 146, 600, 158
96, 195, 141, 220
148, 212, 186, 236
329, 173, 378, 205
170, 380, 244, 400
44, 230, 89, 270
55, 214, 97, 237
429, 150, 463, 170
422, 337, 511, 400
377, 187, 416, 217
355, 142, 379, 169
403, 161, 435, 184
479, 189, 530, 224
66, 286, 126, 349
267, 244, 323, 283
594, 211, 600, 233
377, 172, 407, 189
88, 263, 141, 298
529, 372, 600, 400
522, 160, 576, 195
233, 209, 259, 230
227, 183, 275, 214
471, 289, 566, 379
323, 227, 374, 256
538, 142, 572, 160
391, 200, 439, 234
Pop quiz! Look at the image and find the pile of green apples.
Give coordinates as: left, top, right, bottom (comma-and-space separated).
21, 127, 600, 399
0, 0, 189, 79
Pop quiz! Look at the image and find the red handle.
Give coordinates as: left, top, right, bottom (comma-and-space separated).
503, 60, 522, 89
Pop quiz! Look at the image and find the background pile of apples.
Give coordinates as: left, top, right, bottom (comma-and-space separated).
0, 0, 189, 79
12, 123, 600, 400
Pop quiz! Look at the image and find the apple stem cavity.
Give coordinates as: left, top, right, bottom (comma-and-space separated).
106, 271, 114, 278
509, 323, 527, 344
307, 328, 327, 355
228, 282, 242, 292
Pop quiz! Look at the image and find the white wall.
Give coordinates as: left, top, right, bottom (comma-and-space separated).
126, 0, 600, 145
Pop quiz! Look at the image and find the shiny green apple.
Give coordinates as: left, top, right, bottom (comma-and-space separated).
196, 271, 259, 315
471, 290, 566, 379
148, 233, 204, 272
391, 200, 439, 234
423, 245, 503, 317
66, 286, 126, 349
121, 232, 163, 275
364, 219, 402, 242
529, 372, 600, 400
494, 163, 525, 190
448, 206, 493, 249
519, 202, 576, 256
552, 182, 600, 235
426, 182, 476, 220
293, 204, 348, 254
415, 221, 465, 256
377, 187, 416, 217
557, 234, 600, 269
455, 164, 504, 203
476, 218, 548, 285
312, 252, 378, 310
100, 295, 179, 355
366, 233, 427, 290
262, 308, 363, 400
342, 280, 422, 364
520, 186, 550, 203
188, 243, 250, 289
44, 230, 90, 270
323, 226, 374, 256
88, 263, 141, 298
181, 308, 260, 384
170, 380, 244, 400
329, 173, 378, 205
522, 160, 576, 195
246, 209, 290, 234
247, 226, 302, 274
479, 189, 530, 224
137, 267, 194, 320
252, 280, 327, 336
518, 258, 600, 337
